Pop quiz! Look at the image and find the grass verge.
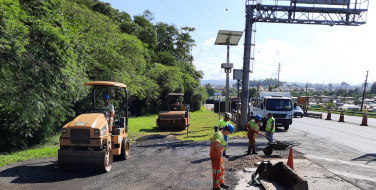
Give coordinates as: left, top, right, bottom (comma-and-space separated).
0, 106, 247, 167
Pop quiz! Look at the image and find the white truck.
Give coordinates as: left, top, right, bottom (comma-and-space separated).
249, 92, 296, 131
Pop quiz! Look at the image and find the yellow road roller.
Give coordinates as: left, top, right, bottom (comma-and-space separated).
156, 93, 190, 130
58, 81, 130, 172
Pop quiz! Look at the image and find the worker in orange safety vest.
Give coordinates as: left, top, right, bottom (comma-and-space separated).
210, 124, 234, 190
245, 115, 261, 154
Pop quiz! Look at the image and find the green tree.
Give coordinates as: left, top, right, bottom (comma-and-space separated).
249, 88, 257, 98
370, 82, 376, 94
354, 100, 361, 105
205, 83, 215, 96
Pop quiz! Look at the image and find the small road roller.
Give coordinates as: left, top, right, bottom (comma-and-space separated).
58, 81, 130, 172
156, 93, 190, 130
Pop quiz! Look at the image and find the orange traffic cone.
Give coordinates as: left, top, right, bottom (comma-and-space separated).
287, 147, 294, 170
338, 111, 345, 122
326, 110, 332, 120
360, 113, 368, 126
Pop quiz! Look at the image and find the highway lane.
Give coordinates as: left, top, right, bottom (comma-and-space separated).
274, 117, 376, 189
309, 111, 376, 127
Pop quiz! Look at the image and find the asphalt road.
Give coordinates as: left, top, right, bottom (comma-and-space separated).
309, 111, 376, 127
274, 116, 376, 190
1, 115, 376, 190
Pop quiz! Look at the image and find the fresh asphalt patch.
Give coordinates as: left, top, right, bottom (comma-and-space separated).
0, 134, 305, 190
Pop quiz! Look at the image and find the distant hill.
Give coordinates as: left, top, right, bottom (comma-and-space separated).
201, 79, 373, 88
200, 79, 237, 86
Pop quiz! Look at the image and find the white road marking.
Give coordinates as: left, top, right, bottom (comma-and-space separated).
328, 169, 376, 183
297, 120, 376, 141
305, 155, 376, 169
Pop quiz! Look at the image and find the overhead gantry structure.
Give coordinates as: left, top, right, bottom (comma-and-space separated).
239, 0, 369, 130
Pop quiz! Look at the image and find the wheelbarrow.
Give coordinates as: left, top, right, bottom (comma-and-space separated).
258, 134, 296, 156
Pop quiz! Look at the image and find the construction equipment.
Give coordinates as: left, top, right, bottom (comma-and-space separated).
250, 161, 309, 190
58, 81, 130, 172
156, 93, 190, 130
258, 134, 298, 156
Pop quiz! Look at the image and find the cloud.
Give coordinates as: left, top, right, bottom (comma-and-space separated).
203, 38, 216, 46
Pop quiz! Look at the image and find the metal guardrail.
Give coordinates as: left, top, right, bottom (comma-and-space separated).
309, 108, 376, 116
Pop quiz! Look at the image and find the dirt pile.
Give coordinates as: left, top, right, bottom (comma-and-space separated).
225, 155, 264, 171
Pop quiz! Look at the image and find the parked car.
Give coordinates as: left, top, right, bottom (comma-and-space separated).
293, 106, 304, 118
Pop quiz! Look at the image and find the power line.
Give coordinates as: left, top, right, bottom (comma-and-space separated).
160, 0, 225, 61
188, 0, 244, 59
210, 0, 236, 29
200, 0, 227, 29
188, 0, 218, 31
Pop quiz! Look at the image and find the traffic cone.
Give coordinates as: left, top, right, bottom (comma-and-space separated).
338, 111, 345, 122
287, 147, 294, 170
360, 113, 368, 126
326, 110, 332, 120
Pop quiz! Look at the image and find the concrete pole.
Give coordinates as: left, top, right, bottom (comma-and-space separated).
225, 43, 230, 113
237, 80, 240, 127
240, 5, 254, 131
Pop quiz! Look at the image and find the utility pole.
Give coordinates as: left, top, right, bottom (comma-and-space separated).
360, 71, 369, 112
277, 63, 281, 88
306, 82, 308, 96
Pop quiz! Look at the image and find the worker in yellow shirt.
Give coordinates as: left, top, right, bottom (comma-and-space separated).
214, 112, 232, 157
245, 115, 261, 154
210, 124, 234, 190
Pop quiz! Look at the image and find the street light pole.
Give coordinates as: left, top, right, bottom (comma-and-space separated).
225, 43, 230, 113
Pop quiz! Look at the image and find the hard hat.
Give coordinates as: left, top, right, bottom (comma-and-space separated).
255, 115, 261, 121
225, 112, 232, 118
226, 124, 235, 134
103, 94, 110, 99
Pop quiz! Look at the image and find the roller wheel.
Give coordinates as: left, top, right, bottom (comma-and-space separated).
102, 149, 113, 172
263, 146, 273, 156
120, 138, 130, 160
58, 157, 73, 172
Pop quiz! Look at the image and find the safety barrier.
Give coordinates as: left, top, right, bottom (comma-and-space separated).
305, 112, 322, 119
325, 111, 332, 120
338, 111, 345, 122
360, 113, 368, 126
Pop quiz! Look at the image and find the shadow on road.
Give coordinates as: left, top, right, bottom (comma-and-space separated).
191, 158, 210, 164
0, 161, 103, 184
351, 153, 376, 164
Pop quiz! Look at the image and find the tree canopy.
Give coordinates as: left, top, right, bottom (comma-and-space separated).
0, 0, 207, 152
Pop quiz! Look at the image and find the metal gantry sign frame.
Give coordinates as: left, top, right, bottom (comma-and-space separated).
239, 0, 369, 130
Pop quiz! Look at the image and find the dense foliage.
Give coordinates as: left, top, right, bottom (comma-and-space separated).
0, 0, 207, 152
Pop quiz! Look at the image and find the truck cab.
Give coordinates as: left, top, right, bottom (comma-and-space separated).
249, 92, 295, 131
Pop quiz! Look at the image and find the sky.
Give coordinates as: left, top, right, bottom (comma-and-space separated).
103, 0, 375, 86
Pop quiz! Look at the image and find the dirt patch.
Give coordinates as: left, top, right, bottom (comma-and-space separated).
225, 155, 264, 171
133, 134, 179, 146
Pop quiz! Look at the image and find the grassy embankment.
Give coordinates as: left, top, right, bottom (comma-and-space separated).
309, 109, 376, 118
0, 106, 246, 167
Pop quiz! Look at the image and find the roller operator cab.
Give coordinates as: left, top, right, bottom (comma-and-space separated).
249, 92, 296, 131
58, 81, 130, 172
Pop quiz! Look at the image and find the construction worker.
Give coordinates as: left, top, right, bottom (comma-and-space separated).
210, 124, 234, 190
102, 94, 115, 132
265, 113, 275, 142
245, 115, 261, 154
214, 112, 232, 157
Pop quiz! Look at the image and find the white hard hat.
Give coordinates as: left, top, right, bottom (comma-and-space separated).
225, 112, 232, 118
